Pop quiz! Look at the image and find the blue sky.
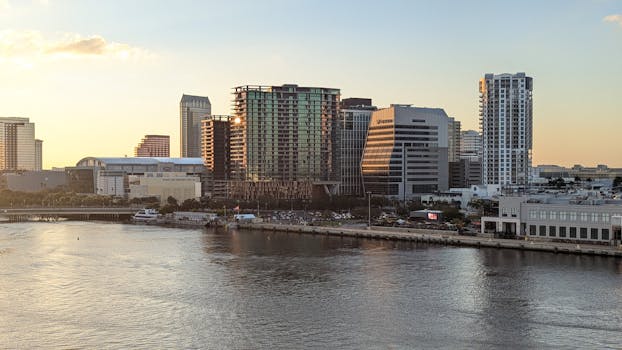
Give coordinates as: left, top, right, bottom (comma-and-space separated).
1, 0, 621, 168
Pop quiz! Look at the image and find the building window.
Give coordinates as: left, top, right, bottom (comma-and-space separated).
550, 211, 557, 220
602, 213, 610, 223
591, 213, 599, 222
570, 212, 577, 221
580, 228, 588, 239
602, 229, 610, 240
529, 225, 536, 236
570, 227, 577, 238
549, 226, 556, 237
539, 225, 546, 236
529, 210, 536, 219
590, 228, 598, 240
540, 211, 547, 220
559, 226, 567, 238
560, 211, 567, 221
580, 213, 588, 222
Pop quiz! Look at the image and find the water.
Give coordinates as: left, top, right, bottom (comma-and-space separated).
1, 222, 621, 349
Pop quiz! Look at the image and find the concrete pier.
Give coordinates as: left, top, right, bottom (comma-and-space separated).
238, 223, 622, 258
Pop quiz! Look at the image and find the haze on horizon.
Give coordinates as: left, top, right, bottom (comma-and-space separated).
1, 0, 621, 169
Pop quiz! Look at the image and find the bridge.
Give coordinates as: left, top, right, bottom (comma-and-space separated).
0, 207, 139, 222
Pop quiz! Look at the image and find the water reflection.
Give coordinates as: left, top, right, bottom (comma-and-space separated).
1, 222, 621, 349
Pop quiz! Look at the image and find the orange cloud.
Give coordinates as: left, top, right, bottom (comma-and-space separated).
603, 14, 622, 27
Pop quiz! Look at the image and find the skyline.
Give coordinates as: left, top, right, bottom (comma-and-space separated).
1, 0, 622, 169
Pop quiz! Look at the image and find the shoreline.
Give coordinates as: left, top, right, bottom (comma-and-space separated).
239, 222, 622, 258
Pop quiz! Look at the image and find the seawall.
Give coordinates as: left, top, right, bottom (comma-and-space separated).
239, 223, 622, 258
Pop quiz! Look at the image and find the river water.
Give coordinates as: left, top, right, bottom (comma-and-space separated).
1, 222, 621, 349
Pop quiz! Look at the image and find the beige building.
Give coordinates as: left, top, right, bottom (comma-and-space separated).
134, 135, 170, 157
129, 172, 201, 205
0, 117, 36, 171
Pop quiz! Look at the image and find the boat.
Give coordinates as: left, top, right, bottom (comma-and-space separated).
132, 209, 160, 222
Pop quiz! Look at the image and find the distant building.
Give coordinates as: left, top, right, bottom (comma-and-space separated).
201, 115, 231, 198
480, 73, 533, 187
129, 172, 201, 205
1, 170, 67, 192
447, 118, 461, 163
0, 117, 36, 171
460, 130, 481, 161
70, 157, 205, 197
229, 84, 340, 200
35, 139, 43, 171
180, 94, 211, 158
534, 164, 622, 181
361, 105, 450, 200
134, 135, 170, 157
449, 158, 482, 188
337, 99, 376, 196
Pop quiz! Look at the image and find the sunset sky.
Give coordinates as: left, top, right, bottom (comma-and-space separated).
1, 0, 621, 169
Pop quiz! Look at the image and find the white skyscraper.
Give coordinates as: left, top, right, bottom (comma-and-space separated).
479, 73, 533, 187
0, 117, 36, 171
460, 130, 481, 161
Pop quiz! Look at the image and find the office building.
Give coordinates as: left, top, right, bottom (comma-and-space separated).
460, 130, 481, 161
229, 84, 340, 200
337, 98, 376, 196
0, 117, 36, 171
480, 73, 533, 187
129, 172, 202, 205
180, 94, 211, 157
361, 105, 450, 200
201, 115, 231, 198
481, 195, 622, 245
135, 135, 170, 157
1, 170, 67, 192
447, 118, 461, 163
35, 139, 43, 171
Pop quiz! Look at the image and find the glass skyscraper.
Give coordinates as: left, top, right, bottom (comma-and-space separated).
180, 94, 211, 158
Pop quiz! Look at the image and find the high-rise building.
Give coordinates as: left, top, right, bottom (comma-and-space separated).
135, 135, 170, 157
0, 117, 36, 171
337, 98, 376, 196
479, 73, 533, 187
35, 139, 43, 171
180, 94, 211, 157
447, 117, 461, 163
229, 84, 340, 199
479, 72, 533, 186
460, 130, 482, 161
361, 105, 450, 200
201, 115, 230, 198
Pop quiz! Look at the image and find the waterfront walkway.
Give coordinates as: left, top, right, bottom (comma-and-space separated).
239, 223, 622, 258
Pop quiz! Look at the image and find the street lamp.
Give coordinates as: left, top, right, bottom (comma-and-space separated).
366, 191, 372, 229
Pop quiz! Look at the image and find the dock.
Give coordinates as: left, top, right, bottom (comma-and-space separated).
238, 223, 622, 258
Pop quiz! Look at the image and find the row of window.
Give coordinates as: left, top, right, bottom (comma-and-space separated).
528, 225, 610, 241
528, 210, 614, 223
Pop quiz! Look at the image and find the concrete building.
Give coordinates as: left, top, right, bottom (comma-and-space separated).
361, 105, 450, 201
229, 84, 340, 200
180, 94, 211, 158
480, 73, 533, 187
482, 194, 622, 245
0, 117, 36, 171
460, 130, 481, 161
134, 135, 170, 157
1, 170, 67, 192
337, 98, 376, 196
534, 164, 622, 181
129, 172, 201, 205
35, 139, 43, 171
449, 158, 482, 188
72, 157, 205, 195
448, 117, 461, 163
201, 115, 230, 198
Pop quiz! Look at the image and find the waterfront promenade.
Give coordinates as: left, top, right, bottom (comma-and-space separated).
240, 222, 622, 258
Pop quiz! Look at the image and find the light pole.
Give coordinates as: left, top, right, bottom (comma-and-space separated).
366, 191, 372, 229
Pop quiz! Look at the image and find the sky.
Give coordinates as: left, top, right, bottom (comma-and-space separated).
1, 0, 621, 169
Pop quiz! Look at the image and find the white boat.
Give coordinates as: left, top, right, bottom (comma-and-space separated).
132, 209, 159, 222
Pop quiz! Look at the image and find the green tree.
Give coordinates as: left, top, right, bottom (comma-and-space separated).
613, 176, 622, 188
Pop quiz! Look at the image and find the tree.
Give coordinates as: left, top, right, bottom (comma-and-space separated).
613, 176, 622, 189
166, 196, 179, 207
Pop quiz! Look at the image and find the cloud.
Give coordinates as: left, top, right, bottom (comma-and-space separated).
0, 30, 152, 64
603, 14, 622, 27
